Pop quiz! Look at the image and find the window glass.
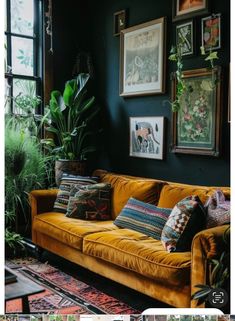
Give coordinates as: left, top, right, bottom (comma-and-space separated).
13, 78, 37, 114
11, 36, 34, 75
11, 0, 34, 36
5, 78, 12, 114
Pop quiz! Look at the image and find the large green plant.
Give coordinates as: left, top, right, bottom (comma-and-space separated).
5, 124, 46, 247
41, 73, 100, 160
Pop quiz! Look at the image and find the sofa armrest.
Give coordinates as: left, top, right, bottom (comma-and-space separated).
190, 224, 229, 307
30, 189, 58, 219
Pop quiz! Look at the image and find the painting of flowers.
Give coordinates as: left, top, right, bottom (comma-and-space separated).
201, 14, 221, 51
171, 67, 222, 156
178, 80, 213, 145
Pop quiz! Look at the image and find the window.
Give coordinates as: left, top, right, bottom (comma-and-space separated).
5, 0, 43, 115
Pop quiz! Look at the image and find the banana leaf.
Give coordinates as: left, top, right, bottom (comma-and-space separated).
63, 79, 77, 107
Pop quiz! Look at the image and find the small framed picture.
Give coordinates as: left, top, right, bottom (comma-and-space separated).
172, 0, 210, 22
201, 14, 221, 51
176, 20, 194, 56
113, 10, 127, 36
129, 116, 165, 160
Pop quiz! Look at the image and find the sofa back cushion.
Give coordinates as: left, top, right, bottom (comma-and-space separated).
157, 183, 230, 209
93, 170, 165, 219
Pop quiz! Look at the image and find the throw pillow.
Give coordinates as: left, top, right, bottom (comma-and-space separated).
114, 198, 172, 240
161, 195, 206, 252
66, 183, 112, 220
204, 190, 230, 228
53, 174, 99, 213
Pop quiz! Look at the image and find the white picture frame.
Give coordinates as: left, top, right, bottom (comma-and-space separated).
129, 116, 165, 160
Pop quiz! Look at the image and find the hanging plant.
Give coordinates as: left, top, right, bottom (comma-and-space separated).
169, 34, 219, 112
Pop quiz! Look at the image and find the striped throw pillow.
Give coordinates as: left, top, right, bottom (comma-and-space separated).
114, 198, 171, 240
53, 174, 99, 213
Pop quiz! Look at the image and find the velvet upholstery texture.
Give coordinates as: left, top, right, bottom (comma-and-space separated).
33, 213, 117, 250
30, 169, 230, 308
92, 169, 165, 219
157, 183, 230, 208
83, 228, 191, 286
33, 231, 191, 308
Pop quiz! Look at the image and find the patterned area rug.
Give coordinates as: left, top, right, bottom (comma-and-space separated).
6, 258, 140, 314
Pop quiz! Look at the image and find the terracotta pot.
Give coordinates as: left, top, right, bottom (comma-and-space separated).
55, 159, 86, 186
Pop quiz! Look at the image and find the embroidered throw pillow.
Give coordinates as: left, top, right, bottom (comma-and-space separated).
204, 190, 230, 228
114, 198, 171, 240
161, 195, 206, 252
66, 183, 112, 220
53, 174, 99, 213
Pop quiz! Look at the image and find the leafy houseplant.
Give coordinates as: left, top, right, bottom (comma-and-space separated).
41, 73, 101, 185
5, 123, 46, 255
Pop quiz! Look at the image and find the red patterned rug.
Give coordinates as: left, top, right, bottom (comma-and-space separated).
6, 258, 140, 314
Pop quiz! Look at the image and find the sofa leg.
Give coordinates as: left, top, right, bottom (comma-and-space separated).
34, 246, 44, 261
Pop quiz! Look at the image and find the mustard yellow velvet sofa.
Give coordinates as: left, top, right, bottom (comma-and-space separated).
30, 169, 230, 308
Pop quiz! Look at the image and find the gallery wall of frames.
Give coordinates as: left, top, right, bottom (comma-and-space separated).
51, 0, 230, 186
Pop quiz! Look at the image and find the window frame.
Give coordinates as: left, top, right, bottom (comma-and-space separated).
5, 0, 43, 115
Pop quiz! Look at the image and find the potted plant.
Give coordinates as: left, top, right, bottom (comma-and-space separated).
41, 73, 100, 185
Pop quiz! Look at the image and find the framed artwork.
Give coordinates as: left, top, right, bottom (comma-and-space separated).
172, 0, 210, 22
176, 20, 194, 56
120, 17, 166, 97
201, 14, 221, 51
129, 116, 165, 160
113, 10, 127, 36
171, 67, 222, 156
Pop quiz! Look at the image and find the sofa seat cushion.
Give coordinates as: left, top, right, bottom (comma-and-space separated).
33, 213, 117, 251
83, 229, 191, 286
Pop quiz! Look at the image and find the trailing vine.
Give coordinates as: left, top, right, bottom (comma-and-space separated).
169, 34, 219, 112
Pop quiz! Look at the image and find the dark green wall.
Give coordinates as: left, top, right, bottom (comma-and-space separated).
53, 0, 230, 186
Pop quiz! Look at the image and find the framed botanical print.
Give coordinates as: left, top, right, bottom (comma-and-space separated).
171, 67, 222, 156
201, 14, 221, 51
130, 116, 165, 160
176, 20, 194, 56
120, 17, 166, 97
172, 0, 210, 22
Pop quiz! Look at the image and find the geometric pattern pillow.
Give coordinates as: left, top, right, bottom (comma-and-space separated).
66, 183, 112, 220
161, 195, 206, 252
53, 174, 99, 213
114, 198, 172, 240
